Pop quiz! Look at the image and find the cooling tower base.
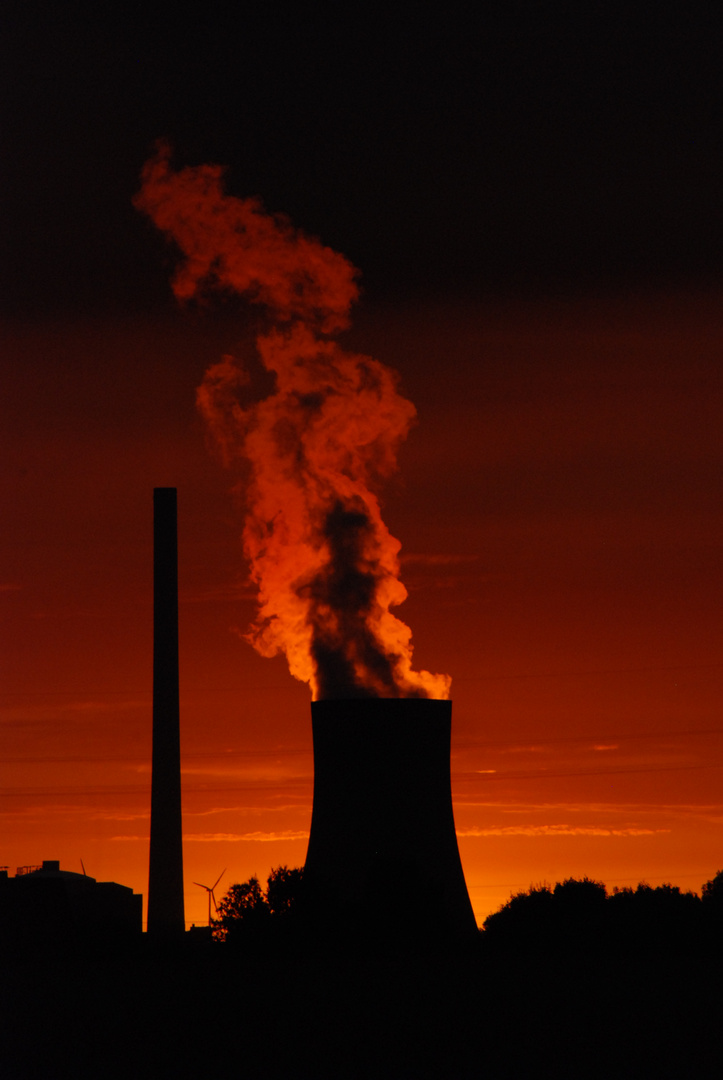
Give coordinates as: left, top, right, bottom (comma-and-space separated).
302, 699, 477, 945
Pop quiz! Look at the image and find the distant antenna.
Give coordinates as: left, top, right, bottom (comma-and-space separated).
193, 869, 226, 927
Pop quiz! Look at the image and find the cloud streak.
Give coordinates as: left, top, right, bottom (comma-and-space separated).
183, 830, 309, 843
458, 824, 670, 837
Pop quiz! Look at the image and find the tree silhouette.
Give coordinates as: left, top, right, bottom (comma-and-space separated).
607, 881, 703, 955
701, 868, 723, 905
553, 876, 607, 906
212, 866, 304, 943
481, 883, 554, 950
482, 876, 608, 953
700, 869, 723, 948
482, 875, 712, 958
266, 865, 305, 919
213, 876, 268, 942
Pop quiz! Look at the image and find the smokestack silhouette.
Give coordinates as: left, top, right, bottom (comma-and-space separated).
147, 488, 185, 939
303, 699, 477, 943
135, 155, 466, 944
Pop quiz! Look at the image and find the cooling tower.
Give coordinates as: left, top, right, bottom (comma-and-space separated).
147, 487, 185, 939
303, 699, 477, 943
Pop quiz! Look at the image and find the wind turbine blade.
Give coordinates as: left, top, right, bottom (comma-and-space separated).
193, 882, 211, 891
212, 868, 226, 890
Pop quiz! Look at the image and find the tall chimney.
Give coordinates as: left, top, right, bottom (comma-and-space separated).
147, 487, 185, 939
303, 699, 477, 944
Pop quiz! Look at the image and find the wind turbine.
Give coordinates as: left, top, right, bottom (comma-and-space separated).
193, 868, 226, 926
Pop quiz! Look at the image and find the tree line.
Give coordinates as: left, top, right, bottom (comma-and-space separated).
211, 864, 723, 954
481, 868, 723, 957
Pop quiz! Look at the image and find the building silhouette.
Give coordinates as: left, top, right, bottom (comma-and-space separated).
0, 860, 142, 955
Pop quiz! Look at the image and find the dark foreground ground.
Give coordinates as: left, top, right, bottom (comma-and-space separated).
2, 932, 722, 1079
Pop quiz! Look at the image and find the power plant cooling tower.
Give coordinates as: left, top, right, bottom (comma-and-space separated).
303, 699, 477, 942
147, 487, 185, 939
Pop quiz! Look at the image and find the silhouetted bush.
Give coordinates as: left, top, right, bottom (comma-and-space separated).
482, 875, 713, 961
553, 875, 607, 907
483, 876, 609, 956
481, 883, 555, 950
213, 865, 304, 944
701, 868, 723, 906
607, 882, 703, 956
266, 865, 305, 919
700, 868, 723, 950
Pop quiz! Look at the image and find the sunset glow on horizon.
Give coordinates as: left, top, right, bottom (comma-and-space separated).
3, 284, 722, 931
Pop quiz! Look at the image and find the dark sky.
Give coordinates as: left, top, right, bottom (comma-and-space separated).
5, 4, 723, 314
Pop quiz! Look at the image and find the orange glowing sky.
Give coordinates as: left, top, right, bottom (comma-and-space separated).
5, 6, 723, 931
3, 290, 722, 929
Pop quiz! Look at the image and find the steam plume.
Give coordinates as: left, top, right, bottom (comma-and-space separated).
135, 143, 450, 700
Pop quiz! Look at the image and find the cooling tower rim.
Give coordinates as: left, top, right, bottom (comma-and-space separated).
311, 698, 452, 723
312, 697, 451, 706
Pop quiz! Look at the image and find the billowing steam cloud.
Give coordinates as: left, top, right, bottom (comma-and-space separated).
135, 143, 450, 701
